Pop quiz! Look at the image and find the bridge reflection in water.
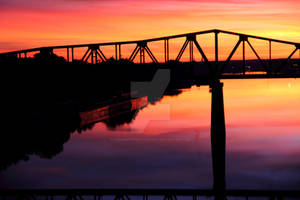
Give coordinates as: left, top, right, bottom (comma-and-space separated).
80, 97, 148, 128
1, 77, 300, 200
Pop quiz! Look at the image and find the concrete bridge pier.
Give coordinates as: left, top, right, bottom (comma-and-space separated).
210, 80, 226, 200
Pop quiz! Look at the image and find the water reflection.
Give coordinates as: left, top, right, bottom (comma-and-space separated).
0, 77, 300, 192
0, 71, 193, 173
80, 97, 148, 129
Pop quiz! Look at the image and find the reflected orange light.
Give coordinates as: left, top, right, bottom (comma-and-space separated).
82, 79, 300, 139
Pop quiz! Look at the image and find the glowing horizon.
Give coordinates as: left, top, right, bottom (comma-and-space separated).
0, 0, 300, 60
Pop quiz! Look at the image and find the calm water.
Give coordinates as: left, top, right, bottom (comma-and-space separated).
1, 78, 300, 190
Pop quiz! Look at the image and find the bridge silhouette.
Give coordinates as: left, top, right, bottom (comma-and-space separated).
1, 29, 300, 76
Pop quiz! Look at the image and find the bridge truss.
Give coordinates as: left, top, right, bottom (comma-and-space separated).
0, 29, 299, 75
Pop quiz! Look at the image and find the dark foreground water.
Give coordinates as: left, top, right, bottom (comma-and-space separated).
0, 78, 300, 190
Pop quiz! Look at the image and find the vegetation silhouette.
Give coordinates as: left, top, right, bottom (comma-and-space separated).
0, 52, 200, 171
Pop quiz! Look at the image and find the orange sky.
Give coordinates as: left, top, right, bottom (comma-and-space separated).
0, 0, 300, 60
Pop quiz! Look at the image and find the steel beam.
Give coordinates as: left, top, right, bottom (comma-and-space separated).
114, 44, 121, 61
189, 40, 194, 62
95, 49, 106, 62
215, 31, 219, 68
269, 41, 272, 72
94, 50, 98, 64
276, 47, 298, 73
91, 50, 94, 64
98, 48, 107, 62
96, 51, 104, 62
72, 47, 74, 62
247, 40, 268, 72
84, 51, 92, 63
164, 39, 169, 63
242, 40, 245, 75
176, 39, 189, 61
140, 47, 145, 63
2, 29, 300, 57
193, 39, 209, 63
81, 48, 91, 62
115, 44, 118, 61
129, 45, 140, 62
145, 46, 158, 63
220, 39, 242, 74
164, 39, 167, 62
192, 38, 214, 76
119, 44, 121, 60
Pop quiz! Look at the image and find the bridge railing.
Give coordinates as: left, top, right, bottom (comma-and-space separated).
1, 189, 300, 200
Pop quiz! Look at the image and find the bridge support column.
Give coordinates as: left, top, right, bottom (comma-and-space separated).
269, 41, 272, 73
72, 47, 74, 62
115, 44, 121, 61
220, 35, 247, 75
215, 31, 219, 71
210, 80, 226, 200
240, 35, 248, 76
140, 45, 145, 63
242, 40, 246, 75
176, 34, 212, 74
81, 45, 107, 64
129, 42, 158, 63
164, 39, 169, 63
189, 39, 194, 62
67, 47, 70, 62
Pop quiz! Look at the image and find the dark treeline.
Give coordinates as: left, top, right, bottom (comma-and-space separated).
0, 52, 201, 171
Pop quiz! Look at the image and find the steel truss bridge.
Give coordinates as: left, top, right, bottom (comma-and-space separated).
1, 29, 300, 75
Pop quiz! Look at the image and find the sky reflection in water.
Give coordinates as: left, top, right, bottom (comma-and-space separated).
0, 79, 300, 190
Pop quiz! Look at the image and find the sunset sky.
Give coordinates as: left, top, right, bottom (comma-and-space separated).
0, 0, 300, 60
